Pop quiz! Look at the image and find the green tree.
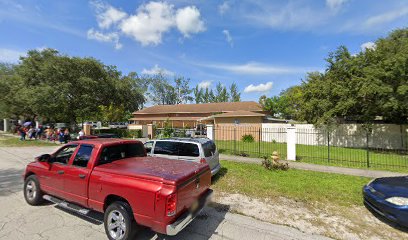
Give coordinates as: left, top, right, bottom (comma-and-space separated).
300, 28, 408, 124
193, 85, 203, 103
0, 49, 145, 124
174, 76, 193, 104
215, 82, 229, 102
229, 82, 241, 102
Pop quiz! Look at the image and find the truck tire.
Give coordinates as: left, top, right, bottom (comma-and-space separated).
24, 175, 44, 206
104, 201, 137, 240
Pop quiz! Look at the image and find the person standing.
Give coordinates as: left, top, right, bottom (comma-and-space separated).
58, 128, 64, 144
63, 128, 70, 143
78, 129, 84, 140
18, 126, 26, 141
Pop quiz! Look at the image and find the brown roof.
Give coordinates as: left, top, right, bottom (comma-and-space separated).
129, 116, 202, 121
199, 110, 265, 121
133, 101, 263, 114
212, 110, 265, 118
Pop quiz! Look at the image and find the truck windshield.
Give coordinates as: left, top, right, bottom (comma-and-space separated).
98, 143, 146, 165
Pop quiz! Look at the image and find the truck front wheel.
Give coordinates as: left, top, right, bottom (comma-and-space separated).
104, 201, 137, 240
24, 175, 44, 206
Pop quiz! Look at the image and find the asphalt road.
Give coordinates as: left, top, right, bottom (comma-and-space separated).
0, 146, 331, 240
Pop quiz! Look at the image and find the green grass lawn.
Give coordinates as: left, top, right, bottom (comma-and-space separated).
0, 134, 56, 147
212, 160, 370, 206
215, 140, 408, 172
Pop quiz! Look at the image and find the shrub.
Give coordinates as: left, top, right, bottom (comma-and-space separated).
261, 153, 289, 171
241, 134, 254, 143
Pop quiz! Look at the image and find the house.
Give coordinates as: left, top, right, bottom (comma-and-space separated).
128, 101, 268, 129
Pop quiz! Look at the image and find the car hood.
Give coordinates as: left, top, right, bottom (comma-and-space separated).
94, 156, 209, 186
371, 176, 408, 198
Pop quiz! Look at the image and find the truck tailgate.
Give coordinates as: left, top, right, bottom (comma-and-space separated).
176, 168, 211, 213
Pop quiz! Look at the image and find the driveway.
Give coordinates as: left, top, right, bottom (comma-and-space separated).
0, 146, 331, 240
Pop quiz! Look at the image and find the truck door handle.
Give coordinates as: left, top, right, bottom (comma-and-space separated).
79, 174, 86, 179
57, 170, 64, 175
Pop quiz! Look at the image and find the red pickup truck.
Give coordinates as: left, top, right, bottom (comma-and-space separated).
23, 139, 212, 240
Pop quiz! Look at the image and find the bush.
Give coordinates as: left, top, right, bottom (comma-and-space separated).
241, 134, 254, 143
261, 153, 289, 171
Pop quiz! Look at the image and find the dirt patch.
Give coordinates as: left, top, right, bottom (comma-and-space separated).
212, 192, 408, 240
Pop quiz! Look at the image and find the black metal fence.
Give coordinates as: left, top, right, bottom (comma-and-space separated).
213, 126, 287, 159
151, 124, 408, 172
296, 128, 408, 171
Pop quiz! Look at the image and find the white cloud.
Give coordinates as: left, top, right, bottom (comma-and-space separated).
87, 28, 122, 49
176, 6, 205, 37
360, 41, 376, 51
364, 7, 408, 27
120, 1, 175, 46
326, 0, 349, 11
141, 64, 174, 76
244, 82, 273, 93
91, 1, 127, 29
198, 80, 212, 89
196, 61, 312, 75
0, 48, 25, 63
218, 1, 230, 15
89, 1, 206, 47
222, 29, 233, 47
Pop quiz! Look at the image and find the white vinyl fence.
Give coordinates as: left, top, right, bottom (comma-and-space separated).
262, 123, 408, 150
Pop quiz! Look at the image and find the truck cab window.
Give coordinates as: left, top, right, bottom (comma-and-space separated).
53, 145, 78, 164
72, 145, 93, 168
98, 143, 146, 165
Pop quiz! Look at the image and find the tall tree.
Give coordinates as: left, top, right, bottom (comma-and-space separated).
174, 76, 193, 104
215, 82, 229, 102
229, 82, 241, 102
0, 49, 146, 123
193, 85, 203, 103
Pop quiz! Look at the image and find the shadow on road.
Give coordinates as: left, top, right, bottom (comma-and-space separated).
53, 201, 230, 240
0, 168, 24, 197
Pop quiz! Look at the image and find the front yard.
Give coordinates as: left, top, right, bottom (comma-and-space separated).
215, 140, 408, 172
212, 160, 369, 206
211, 160, 408, 240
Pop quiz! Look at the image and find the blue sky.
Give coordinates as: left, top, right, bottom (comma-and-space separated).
1, 0, 407, 101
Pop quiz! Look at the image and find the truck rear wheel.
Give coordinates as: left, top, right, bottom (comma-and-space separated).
104, 201, 137, 240
24, 175, 44, 206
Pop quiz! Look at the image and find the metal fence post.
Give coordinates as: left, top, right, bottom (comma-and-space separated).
327, 130, 330, 163
234, 127, 237, 155
366, 131, 370, 168
258, 128, 261, 157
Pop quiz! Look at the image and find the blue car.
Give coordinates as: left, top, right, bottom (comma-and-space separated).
363, 176, 408, 227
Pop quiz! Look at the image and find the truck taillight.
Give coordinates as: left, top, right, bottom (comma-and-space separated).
166, 193, 177, 217
200, 158, 207, 164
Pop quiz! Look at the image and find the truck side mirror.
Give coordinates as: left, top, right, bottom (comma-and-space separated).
35, 154, 51, 162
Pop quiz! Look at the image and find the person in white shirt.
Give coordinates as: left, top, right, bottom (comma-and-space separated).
78, 129, 84, 139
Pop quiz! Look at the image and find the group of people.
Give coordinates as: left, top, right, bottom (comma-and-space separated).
17, 125, 43, 141
17, 125, 72, 144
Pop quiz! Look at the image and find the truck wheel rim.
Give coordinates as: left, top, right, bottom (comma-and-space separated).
26, 180, 36, 201
108, 210, 126, 240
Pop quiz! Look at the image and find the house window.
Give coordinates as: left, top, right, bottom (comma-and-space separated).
234, 119, 240, 125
